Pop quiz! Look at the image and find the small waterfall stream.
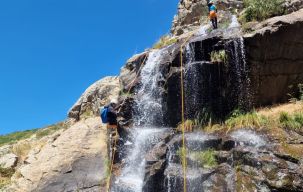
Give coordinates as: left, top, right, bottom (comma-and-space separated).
113, 49, 169, 192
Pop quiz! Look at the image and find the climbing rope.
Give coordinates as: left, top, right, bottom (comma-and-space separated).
106, 55, 148, 192
180, 31, 196, 192
106, 128, 118, 192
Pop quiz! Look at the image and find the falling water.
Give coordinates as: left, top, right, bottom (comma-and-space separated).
230, 37, 251, 109
229, 15, 240, 28
134, 49, 166, 126
113, 49, 168, 192
165, 133, 217, 192
113, 128, 168, 192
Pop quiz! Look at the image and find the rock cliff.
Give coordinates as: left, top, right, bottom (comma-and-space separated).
1, 0, 303, 191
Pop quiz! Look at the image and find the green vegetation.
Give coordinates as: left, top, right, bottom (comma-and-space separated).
104, 157, 111, 179
0, 167, 15, 189
36, 123, 66, 139
279, 112, 303, 130
191, 149, 217, 168
225, 110, 268, 130
0, 178, 10, 190
0, 129, 38, 147
120, 90, 133, 97
0, 122, 66, 147
153, 35, 177, 49
176, 147, 188, 167
241, 0, 285, 23
0, 167, 14, 178
194, 108, 214, 128
210, 50, 228, 63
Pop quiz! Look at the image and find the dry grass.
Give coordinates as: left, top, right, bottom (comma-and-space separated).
11, 141, 32, 160
0, 177, 10, 190
257, 102, 303, 118
203, 102, 303, 135
153, 35, 177, 49
177, 120, 195, 132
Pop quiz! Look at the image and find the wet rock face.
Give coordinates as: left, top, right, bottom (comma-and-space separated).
142, 130, 303, 192
166, 36, 250, 127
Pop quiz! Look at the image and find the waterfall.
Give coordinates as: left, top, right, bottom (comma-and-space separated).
113, 128, 167, 192
229, 15, 240, 28
134, 50, 165, 126
113, 49, 168, 192
230, 37, 252, 110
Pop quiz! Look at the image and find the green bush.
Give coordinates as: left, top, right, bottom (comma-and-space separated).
191, 149, 217, 168
242, 0, 285, 22
279, 112, 303, 130
153, 35, 177, 49
210, 50, 227, 63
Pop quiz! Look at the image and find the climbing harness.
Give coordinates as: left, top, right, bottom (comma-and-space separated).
106, 55, 148, 192
180, 31, 196, 192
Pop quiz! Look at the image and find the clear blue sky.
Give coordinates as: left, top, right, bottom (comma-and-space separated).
0, 0, 179, 135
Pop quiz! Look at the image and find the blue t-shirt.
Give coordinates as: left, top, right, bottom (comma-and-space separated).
209, 5, 216, 12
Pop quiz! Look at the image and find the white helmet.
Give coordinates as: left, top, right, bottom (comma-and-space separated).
110, 98, 118, 104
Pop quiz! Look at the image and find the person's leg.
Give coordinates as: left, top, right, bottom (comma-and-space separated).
215, 17, 218, 29
211, 19, 216, 29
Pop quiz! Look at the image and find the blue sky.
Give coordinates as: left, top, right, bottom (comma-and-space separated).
0, 0, 179, 135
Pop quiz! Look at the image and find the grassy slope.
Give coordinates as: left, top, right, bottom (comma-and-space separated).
0, 122, 67, 147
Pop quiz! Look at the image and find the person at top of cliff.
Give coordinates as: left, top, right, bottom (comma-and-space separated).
208, 0, 218, 29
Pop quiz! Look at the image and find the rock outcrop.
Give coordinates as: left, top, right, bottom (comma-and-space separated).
10, 117, 107, 192
143, 129, 303, 192
68, 76, 120, 121
171, 0, 243, 35
0, 154, 18, 169
245, 8, 303, 106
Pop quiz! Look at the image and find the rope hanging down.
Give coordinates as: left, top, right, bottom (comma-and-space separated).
107, 29, 195, 191
180, 31, 196, 192
106, 55, 147, 192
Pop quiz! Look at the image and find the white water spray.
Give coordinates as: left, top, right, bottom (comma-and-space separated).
113, 49, 168, 192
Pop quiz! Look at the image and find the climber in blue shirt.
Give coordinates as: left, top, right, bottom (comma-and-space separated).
208, 1, 218, 29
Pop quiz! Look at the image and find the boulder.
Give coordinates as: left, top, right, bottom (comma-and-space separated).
68, 76, 120, 121
0, 153, 18, 169
120, 52, 148, 93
